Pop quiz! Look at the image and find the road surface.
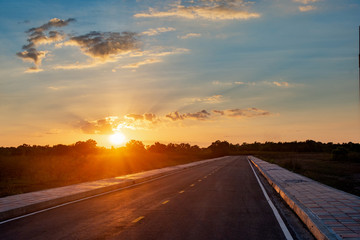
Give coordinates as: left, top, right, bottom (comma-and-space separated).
1, 156, 301, 240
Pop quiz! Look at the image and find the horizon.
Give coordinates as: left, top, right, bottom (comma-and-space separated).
1, 0, 360, 148
1, 138, 359, 149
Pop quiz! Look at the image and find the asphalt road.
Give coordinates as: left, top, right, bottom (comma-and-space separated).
1, 156, 292, 240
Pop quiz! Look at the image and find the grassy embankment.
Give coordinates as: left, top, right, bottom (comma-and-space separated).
253, 152, 360, 197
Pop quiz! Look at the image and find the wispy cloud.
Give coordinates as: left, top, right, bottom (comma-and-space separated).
166, 110, 211, 121
116, 47, 189, 71
121, 58, 162, 69
271, 81, 290, 87
141, 27, 176, 36
213, 108, 271, 118
293, 0, 319, 4
298, 5, 316, 12
178, 33, 202, 39
188, 95, 224, 104
24, 66, 45, 73
134, 0, 261, 21
293, 0, 319, 12
213, 80, 295, 88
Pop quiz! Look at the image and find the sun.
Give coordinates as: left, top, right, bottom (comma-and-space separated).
109, 132, 126, 145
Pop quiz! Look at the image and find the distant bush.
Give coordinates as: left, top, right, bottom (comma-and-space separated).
348, 152, 360, 162
332, 147, 348, 161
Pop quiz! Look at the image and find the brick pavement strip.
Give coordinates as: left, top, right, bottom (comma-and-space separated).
249, 156, 360, 240
0, 156, 228, 222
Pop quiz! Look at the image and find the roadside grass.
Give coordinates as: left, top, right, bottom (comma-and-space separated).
0, 152, 210, 197
254, 152, 360, 196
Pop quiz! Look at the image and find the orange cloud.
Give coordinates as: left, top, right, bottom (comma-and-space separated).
141, 27, 176, 36
121, 58, 162, 69
272, 81, 290, 87
135, 1, 260, 21
298, 5, 316, 12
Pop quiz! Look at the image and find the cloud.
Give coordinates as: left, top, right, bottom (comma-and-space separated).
271, 81, 289, 87
189, 95, 224, 104
298, 5, 316, 12
64, 31, 140, 60
121, 58, 162, 69
213, 80, 256, 86
27, 18, 75, 33
293, 0, 319, 12
212, 80, 233, 86
214, 80, 296, 88
293, 0, 319, 4
134, 1, 261, 21
213, 108, 271, 118
53, 60, 107, 70
16, 48, 47, 66
166, 110, 211, 121
178, 33, 201, 39
78, 117, 117, 134
125, 113, 159, 122
144, 113, 157, 122
17, 18, 75, 72
76, 107, 272, 134
77, 113, 160, 134
125, 114, 145, 121
141, 27, 176, 36
116, 47, 189, 71
24, 66, 44, 73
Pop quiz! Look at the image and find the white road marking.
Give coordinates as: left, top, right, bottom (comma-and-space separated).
248, 159, 294, 240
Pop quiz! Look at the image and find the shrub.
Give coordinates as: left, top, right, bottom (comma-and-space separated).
332, 147, 348, 161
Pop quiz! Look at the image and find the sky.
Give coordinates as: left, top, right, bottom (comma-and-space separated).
0, 0, 359, 148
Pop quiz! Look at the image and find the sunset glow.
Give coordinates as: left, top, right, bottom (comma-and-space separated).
0, 0, 359, 147
109, 133, 127, 146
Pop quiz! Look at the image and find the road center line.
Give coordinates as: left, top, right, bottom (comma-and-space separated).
132, 216, 145, 223
179, 190, 185, 194
190, 184, 195, 187
162, 200, 170, 205
248, 159, 294, 240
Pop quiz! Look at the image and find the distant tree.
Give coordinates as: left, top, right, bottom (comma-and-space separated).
208, 140, 230, 156
52, 144, 70, 155
126, 140, 146, 153
147, 142, 167, 153
73, 139, 97, 155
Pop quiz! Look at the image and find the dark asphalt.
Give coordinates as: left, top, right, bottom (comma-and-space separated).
0, 156, 288, 240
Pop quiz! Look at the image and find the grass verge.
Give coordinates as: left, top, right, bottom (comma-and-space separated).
254, 152, 360, 196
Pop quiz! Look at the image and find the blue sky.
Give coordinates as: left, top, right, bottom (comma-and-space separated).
0, 0, 359, 147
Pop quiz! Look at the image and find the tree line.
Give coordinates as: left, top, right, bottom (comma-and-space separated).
0, 139, 359, 161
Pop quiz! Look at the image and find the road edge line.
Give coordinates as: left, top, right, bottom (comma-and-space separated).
248, 156, 342, 240
248, 159, 294, 240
